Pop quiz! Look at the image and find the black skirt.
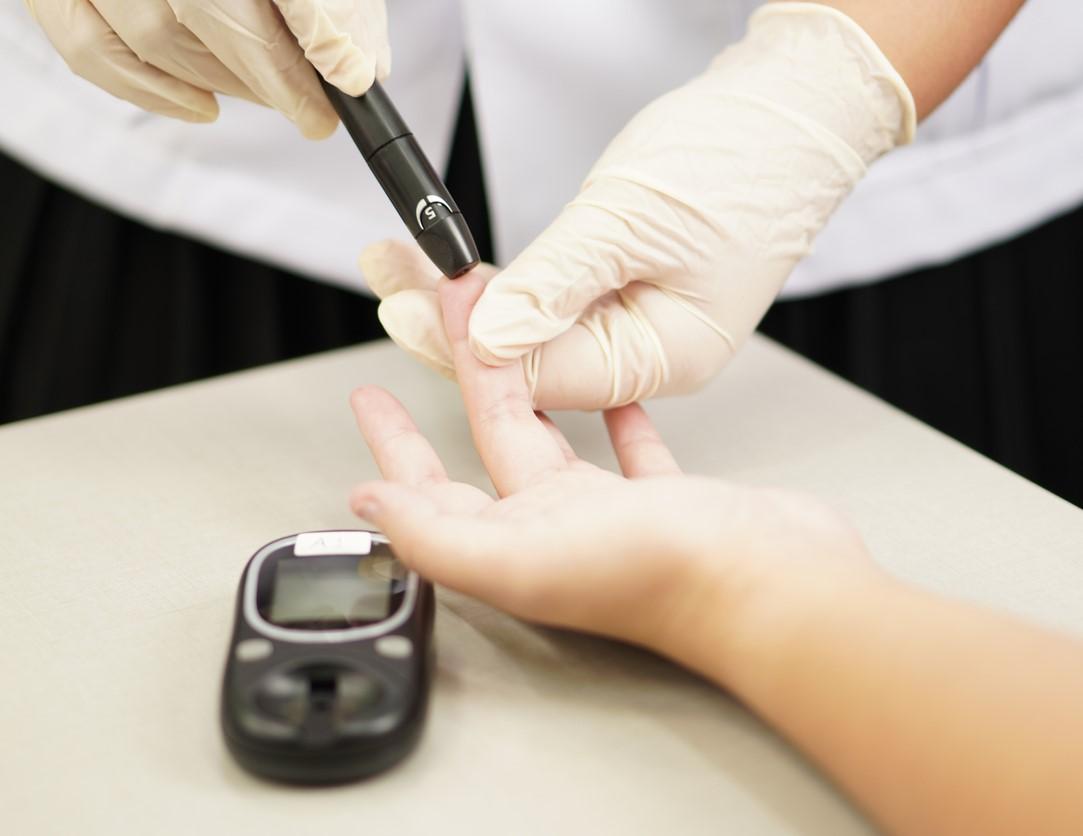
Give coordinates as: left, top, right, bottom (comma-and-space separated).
0, 79, 493, 428
0, 145, 389, 422
1, 81, 1079, 508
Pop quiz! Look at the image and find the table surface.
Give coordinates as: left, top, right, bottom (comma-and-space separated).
3, 335, 1082, 836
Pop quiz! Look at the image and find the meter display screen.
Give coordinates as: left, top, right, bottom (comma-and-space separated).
264, 552, 405, 629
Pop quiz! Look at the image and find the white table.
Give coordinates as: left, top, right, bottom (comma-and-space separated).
4, 336, 1082, 835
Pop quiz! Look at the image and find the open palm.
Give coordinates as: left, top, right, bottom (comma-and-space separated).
350, 267, 872, 653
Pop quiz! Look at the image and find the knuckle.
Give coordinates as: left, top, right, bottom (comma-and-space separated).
414, 470, 446, 489
374, 424, 420, 453
618, 434, 665, 458
474, 391, 534, 430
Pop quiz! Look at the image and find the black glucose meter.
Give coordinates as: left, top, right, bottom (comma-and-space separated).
220, 531, 434, 784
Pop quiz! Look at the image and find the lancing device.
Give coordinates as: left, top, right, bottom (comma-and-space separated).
321, 78, 480, 279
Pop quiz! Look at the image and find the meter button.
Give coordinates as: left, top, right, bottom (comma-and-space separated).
235, 638, 273, 662
375, 635, 413, 659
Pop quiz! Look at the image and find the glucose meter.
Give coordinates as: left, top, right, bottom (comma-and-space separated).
220, 530, 434, 784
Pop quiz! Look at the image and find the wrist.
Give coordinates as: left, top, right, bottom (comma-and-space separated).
736, 3, 917, 162
715, 564, 897, 701
651, 487, 893, 692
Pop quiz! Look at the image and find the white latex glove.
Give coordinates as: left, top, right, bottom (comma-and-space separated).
366, 3, 916, 410
26, 0, 389, 138
350, 271, 874, 650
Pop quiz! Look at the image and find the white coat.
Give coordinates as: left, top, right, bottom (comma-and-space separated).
2, 0, 1082, 299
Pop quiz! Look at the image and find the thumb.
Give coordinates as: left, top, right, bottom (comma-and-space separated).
350, 481, 456, 581
469, 178, 654, 366
349, 481, 514, 603
271, 0, 388, 95
350, 481, 465, 583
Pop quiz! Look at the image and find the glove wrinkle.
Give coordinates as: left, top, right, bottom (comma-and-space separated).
371, 3, 916, 410
654, 285, 735, 351
577, 288, 668, 408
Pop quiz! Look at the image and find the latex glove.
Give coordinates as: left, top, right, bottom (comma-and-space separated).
367, 2, 916, 410
26, 0, 389, 137
349, 269, 874, 650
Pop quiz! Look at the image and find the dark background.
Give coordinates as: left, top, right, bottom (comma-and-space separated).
1, 78, 1079, 507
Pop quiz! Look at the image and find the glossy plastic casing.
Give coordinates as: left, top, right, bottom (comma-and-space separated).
220, 531, 435, 785
321, 79, 480, 278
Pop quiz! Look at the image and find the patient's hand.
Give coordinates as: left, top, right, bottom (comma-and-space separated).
349, 269, 875, 659
356, 272, 1083, 836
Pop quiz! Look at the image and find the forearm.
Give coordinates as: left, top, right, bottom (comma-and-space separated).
674, 569, 1083, 836
782, 0, 1027, 118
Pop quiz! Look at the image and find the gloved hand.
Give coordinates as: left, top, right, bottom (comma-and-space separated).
350, 269, 876, 652
366, 2, 916, 410
26, 0, 389, 138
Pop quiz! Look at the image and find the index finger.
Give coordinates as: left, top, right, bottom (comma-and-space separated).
438, 273, 569, 496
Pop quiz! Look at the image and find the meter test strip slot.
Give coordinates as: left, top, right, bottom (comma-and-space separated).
221, 531, 435, 785
320, 78, 481, 279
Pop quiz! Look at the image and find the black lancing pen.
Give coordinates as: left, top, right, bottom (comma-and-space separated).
321, 78, 480, 279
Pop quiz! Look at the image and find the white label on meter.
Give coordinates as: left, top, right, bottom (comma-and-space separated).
294, 531, 372, 557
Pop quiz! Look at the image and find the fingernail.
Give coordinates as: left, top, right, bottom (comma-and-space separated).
355, 499, 379, 520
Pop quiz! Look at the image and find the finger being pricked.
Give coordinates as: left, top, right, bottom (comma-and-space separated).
437, 273, 571, 496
